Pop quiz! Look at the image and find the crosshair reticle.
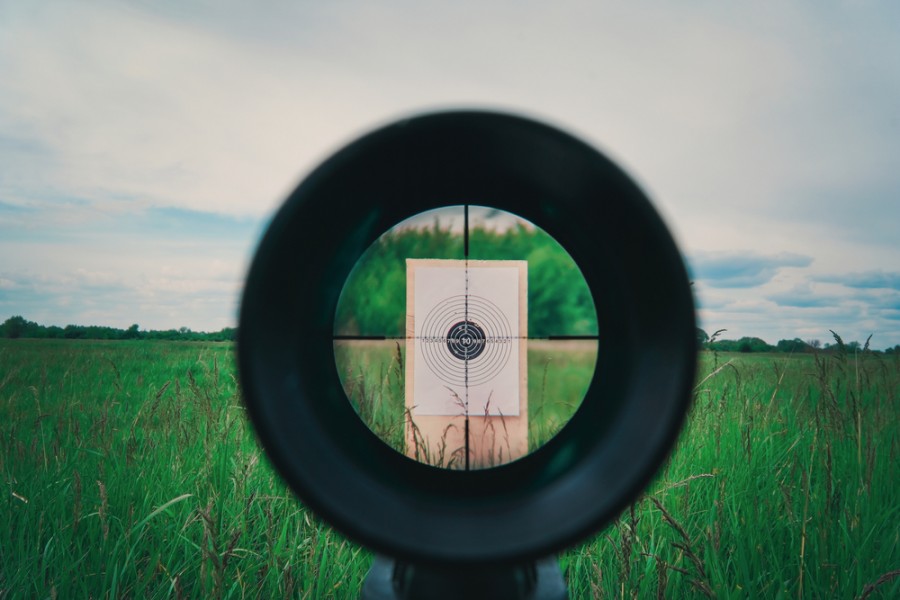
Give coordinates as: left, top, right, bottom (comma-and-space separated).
333, 204, 599, 470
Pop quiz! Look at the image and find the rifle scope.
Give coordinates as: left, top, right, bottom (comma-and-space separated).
238, 111, 696, 599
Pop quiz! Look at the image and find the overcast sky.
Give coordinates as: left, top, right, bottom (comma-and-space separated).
1, 1, 898, 347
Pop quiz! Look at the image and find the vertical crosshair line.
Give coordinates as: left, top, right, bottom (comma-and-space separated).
464, 204, 470, 257
464, 204, 470, 471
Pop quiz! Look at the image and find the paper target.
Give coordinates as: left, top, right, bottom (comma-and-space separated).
410, 261, 523, 417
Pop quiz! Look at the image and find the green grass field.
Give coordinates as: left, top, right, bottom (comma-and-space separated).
1, 339, 898, 598
334, 339, 597, 462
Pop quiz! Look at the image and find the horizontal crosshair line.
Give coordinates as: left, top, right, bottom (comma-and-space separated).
333, 334, 600, 341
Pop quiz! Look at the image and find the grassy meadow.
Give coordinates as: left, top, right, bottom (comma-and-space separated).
1, 339, 898, 598
334, 339, 597, 463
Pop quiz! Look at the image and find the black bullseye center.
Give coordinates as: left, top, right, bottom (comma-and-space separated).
446, 321, 486, 360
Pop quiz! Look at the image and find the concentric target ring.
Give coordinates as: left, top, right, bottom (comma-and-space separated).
446, 320, 486, 360
419, 294, 513, 386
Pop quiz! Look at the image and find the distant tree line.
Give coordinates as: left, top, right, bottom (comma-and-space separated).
0, 315, 235, 342
335, 221, 598, 337
697, 328, 899, 354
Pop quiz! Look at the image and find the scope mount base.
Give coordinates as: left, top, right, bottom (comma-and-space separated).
361, 555, 568, 600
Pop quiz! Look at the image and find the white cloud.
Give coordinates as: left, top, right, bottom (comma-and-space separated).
690, 251, 813, 288
1, 1, 898, 345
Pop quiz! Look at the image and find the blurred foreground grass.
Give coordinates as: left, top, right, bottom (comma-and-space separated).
1, 339, 897, 598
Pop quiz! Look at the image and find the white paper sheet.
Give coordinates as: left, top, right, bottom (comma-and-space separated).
412, 264, 520, 416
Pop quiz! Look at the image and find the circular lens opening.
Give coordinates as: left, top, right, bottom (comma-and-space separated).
334, 205, 598, 469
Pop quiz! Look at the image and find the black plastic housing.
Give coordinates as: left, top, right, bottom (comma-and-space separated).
237, 110, 697, 566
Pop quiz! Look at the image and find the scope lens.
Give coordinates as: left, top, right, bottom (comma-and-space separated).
333, 205, 598, 469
